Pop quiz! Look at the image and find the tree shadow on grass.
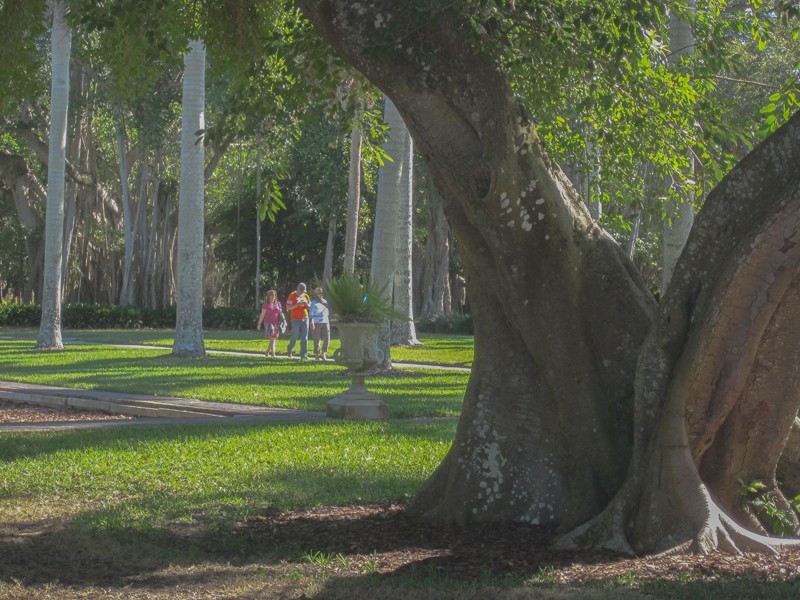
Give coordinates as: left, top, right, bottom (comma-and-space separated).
3, 501, 800, 599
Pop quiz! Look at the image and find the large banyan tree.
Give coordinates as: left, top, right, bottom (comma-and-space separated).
297, 0, 800, 554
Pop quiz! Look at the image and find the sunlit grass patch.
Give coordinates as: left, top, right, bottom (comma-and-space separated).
0, 339, 466, 417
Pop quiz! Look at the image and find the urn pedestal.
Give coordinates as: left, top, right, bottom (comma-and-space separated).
326, 322, 388, 420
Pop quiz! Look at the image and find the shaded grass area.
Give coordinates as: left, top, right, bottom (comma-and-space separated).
0, 327, 475, 367
0, 421, 453, 594
0, 339, 467, 417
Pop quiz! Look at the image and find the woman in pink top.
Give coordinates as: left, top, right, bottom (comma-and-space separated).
256, 289, 284, 357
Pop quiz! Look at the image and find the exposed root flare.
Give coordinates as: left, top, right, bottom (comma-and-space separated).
556, 473, 800, 556
692, 501, 799, 555
554, 487, 636, 555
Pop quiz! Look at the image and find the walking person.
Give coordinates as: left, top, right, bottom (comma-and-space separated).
309, 287, 331, 360
256, 290, 284, 357
286, 282, 311, 359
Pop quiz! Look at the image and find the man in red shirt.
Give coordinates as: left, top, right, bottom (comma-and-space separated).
286, 282, 312, 359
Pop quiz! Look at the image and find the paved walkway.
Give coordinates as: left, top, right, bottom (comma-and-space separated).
0, 380, 326, 432
59, 339, 472, 373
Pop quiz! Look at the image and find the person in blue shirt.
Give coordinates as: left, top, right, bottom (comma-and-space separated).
309, 287, 331, 360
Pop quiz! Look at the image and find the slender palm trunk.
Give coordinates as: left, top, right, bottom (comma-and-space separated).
255, 143, 262, 309
172, 39, 206, 358
661, 2, 696, 292
370, 97, 410, 367
343, 125, 362, 274
323, 214, 337, 283
392, 126, 419, 345
37, 0, 71, 350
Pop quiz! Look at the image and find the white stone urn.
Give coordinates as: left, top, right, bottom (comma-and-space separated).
326, 321, 388, 419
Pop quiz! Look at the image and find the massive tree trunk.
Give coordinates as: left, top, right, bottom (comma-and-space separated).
302, 0, 653, 528
37, 0, 71, 350
778, 418, 800, 498
300, 1, 800, 554
559, 109, 800, 554
172, 39, 206, 358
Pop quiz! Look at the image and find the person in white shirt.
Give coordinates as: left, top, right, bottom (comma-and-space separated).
309, 287, 331, 361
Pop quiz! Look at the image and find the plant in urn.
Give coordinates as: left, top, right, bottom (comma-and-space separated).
324, 273, 407, 419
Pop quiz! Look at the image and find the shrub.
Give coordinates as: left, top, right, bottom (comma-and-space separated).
0, 303, 258, 330
415, 314, 473, 335
0, 302, 40, 326
204, 306, 259, 330
140, 306, 177, 328
63, 304, 144, 328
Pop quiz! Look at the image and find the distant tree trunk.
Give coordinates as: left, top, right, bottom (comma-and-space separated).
117, 111, 135, 306
37, 0, 71, 350
583, 134, 602, 220
0, 153, 45, 300
370, 97, 410, 368
323, 214, 337, 283
132, 147, 150, 305
255, 143, 262, 308
343, 124, 362, 274
392, 122, 419, 345
172, 39, 206, 358
145, 175, 161, 308
661, 1, 696, 292
419, 184, 452, 318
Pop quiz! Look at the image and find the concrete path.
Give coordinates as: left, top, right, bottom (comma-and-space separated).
0, 380, 325, 432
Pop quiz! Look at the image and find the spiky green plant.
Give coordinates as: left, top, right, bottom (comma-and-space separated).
324, 272, 408, 323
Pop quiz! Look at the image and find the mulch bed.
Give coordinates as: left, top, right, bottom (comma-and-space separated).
243, 502, 800, 584
0, 399, 133, 423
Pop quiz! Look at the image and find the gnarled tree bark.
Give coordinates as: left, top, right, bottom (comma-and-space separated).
299, 0, 800, 554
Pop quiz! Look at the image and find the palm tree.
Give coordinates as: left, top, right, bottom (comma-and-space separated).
36, 0, 71, 350
343, 123, 362, 274
661, 1, 696, 291
172, 39, 206, 358
370, 97, 418, 367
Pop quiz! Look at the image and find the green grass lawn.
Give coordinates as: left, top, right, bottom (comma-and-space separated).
0, 420, 454, 527
0, 338, 467, 417
2, 328, 795, 599
0, 326, 474, 367
2, 421, 797, 599
0, 420, 460, 598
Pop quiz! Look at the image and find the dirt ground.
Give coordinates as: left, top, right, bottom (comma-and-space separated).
2, 501, 800, 599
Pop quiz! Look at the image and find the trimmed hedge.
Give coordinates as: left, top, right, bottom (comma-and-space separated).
0, 303, 258, 330
0, 302, 472, 334
414, 314, 473, 335
0, 303, 40, 327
